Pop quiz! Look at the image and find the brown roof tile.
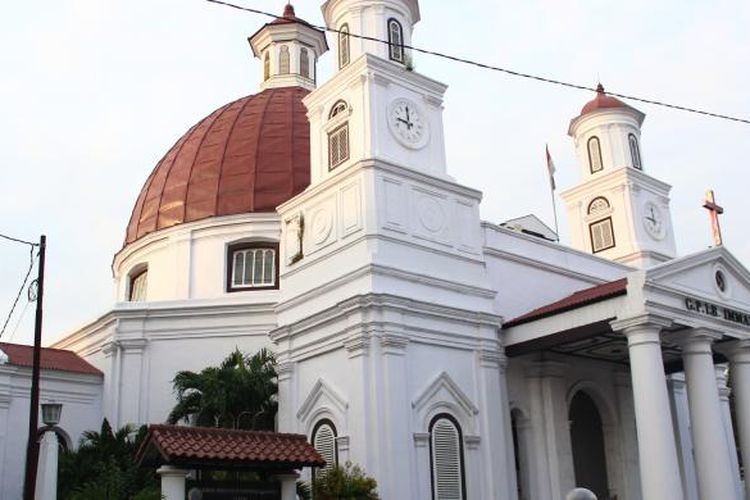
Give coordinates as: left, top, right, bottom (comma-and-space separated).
504, 278, 628, 328
137, 425, 325, 469
0, 342, 102, 376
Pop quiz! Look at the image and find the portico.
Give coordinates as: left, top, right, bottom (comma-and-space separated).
503, 246, 750, 500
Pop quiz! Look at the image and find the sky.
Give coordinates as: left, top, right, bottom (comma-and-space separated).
1, 0, 748, 346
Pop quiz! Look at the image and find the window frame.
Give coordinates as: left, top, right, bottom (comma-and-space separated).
589, 216, 616, 253
311, 418, 338, 480
628, 133, 642, 170
587, 136, 603, 174
128, 267, 148, 302
587, 196, 611, 216
225, 241, 280, 293
279, 45, 290, 75
387, 18, 405, 63
300, 47, 310, 79
338, 24, 350, 69
429, 413, 467, 500
328, 122, 350, 171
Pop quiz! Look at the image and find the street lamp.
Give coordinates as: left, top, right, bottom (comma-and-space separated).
40, 403, 62, 427
36, 402, 63, 500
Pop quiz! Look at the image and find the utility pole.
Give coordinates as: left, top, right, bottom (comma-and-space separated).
23, 234, 45, 500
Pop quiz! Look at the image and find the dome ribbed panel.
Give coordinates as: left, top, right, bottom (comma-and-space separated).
124, 87, 311, 245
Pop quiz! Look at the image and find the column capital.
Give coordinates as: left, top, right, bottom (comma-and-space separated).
156, 465, 189, 478
674, 327, 723, 355
719, 339, 750, 364
610, 313, 673, 334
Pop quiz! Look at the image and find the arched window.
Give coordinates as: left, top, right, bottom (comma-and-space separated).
263, 52, 270, 81
226, 242, 279, 292
569, 391, 610, 499
629, 133, 642, 170
339, 24, 350, 69
328, 100, 350, 170
388, 18, 404, 63
279, 45, 290, 75
128, 268, 148, 301
429, 414, 466, 500
587, 197, 610, 215
587, 197, 615, 253
587, 136, 603, 173
300, 48, 310, 79
312, 419, 338, 477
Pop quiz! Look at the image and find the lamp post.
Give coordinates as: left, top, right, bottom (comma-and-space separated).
35, 402, 62, 500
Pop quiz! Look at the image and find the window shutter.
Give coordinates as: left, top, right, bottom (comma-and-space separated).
431, 418, 464, 500
590, 218, 614, 253
588, 136, 603, 173
313, 423, 337, 474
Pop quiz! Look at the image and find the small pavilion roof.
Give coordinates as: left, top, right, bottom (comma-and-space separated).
0, 342, 102, 376
136, 425, 325, 470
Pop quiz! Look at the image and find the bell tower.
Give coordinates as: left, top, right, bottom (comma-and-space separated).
560, 84, 677, 268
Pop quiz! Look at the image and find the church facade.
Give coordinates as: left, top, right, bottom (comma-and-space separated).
2, 1, 749, 499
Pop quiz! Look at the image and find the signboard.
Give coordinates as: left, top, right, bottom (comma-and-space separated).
685, 297, 750, 327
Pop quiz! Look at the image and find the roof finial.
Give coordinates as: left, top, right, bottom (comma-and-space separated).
596, 82, 605, 94
283, 2, 295, 18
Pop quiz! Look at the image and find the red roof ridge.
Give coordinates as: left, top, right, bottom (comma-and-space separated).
504, 278, 628, 328
0, 342, 102, 376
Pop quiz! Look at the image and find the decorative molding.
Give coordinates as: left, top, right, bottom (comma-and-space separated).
610, 313, 673, 333
336, 435, 351, 451
296, 378, 349, 422
413, 432, 430, 448
344, 331, 371, 358
464, 435, 481, 449
412, 371, 479, 416
380, 333, 409, 354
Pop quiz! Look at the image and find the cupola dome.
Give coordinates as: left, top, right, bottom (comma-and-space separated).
125, 86, 311, 245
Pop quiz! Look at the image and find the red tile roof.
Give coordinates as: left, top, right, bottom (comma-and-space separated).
0, 342, 102, 376
137, 425, 325, 470
504, 278, 628, 328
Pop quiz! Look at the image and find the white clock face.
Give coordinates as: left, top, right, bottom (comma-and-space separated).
643, 201, 666, 240
388, 98, 429, 149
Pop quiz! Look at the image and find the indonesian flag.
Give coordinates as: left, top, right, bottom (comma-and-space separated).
546, 144, 556, 190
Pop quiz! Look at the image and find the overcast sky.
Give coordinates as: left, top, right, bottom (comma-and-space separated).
1, 0, 748, 346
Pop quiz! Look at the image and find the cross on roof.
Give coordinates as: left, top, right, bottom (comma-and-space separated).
702, 189, 724, 247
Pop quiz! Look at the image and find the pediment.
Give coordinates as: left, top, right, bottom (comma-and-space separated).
412, 371, 479, 419
296, 378, 348, 423
646, 247, 750, 311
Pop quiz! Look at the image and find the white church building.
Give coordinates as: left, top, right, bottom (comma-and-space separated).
2, 1, 750, 499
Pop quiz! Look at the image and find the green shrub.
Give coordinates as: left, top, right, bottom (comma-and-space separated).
311, 461, 379, 500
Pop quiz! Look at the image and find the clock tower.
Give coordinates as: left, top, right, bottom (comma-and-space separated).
560, 85, 677, 268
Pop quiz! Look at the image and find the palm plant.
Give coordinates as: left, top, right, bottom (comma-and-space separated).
167, 348, 278, 430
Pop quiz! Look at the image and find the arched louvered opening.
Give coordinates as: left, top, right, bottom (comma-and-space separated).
429, 414, 466, 500
587, 136, 603, 173
279, 45, 290, 75
339, 24, 350, 69
263, 52, 270, 81
300, 48, 310, 79
628, 133, 642, 170
388, 18, 404, 62
312, 419, 338, 478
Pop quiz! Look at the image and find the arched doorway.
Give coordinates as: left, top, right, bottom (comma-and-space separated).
569, 391, 610, 499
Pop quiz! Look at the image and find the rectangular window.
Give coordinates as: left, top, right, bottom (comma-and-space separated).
589, 217, 615, 253
328, 123, 349, 170
227, 243, 279, 292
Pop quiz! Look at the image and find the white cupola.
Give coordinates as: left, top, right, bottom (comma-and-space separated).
248, 4, 329, 91
322, 0, 420, 69
561, 84, 677, 269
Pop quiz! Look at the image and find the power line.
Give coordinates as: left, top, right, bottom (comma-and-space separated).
204, 0, 750, 125
0, 245, 36, 339
0, 232, 39, 247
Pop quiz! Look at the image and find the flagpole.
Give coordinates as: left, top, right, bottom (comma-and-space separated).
550, 182, 560, 241
545, 144, 560, 241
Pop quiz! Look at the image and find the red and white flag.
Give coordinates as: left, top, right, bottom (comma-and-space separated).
545, 144, 556, 190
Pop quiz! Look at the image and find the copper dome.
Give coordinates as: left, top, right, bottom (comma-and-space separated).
579, 83, 629, 116
125, 86, 311, 245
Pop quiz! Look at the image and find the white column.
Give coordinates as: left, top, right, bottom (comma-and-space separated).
726, 340, 750, 500
680, 328, 739, 500
666, 374, 699, 500
157, 466, 188, 500
34, 430, 58, 500
277, 473, 299, 500
715, 364, 744, 499
611, 315, 684, 500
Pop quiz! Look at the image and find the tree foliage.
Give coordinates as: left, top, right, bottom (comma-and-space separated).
58, 418, 159, 500
167, 348, 278, 430
312, 462, 379, 500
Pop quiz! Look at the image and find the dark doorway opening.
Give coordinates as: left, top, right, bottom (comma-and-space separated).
569, 391, 610, 499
